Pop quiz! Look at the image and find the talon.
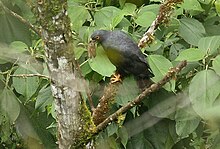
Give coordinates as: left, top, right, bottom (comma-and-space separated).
110, 73, 122, 83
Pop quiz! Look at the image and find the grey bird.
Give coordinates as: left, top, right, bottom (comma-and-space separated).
90, 30, 154, 86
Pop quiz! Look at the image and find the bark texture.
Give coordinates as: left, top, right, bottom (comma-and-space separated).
34, 0, 93, 148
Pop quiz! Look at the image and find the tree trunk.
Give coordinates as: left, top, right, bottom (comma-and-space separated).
34, 0, 94, 148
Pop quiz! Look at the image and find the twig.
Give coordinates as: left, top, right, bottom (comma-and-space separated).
0, 1, 41, 35
138, 0, 184, 48
95, 60, 187, 132
10, 74, 49, 79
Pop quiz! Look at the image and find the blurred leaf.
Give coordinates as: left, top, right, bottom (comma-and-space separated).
175, 48, 206, 62
118, 126, 128, 148
169, 43, 185, 61
74, 47, 86, 60
9, 41, 29, 53
107, 122, 118, 136
13, 67, 39, 100
112, 12, 124, 28
68, 6, 90, 32
89, 46, 116, 77
81, 60, 92, 76
175, 105, 201, 138
213, 55, 220, 76
215, 0, 220, 14
122, 3, 136, 15
35, 86, 53, 112
94, 6, 122, 28
148, 55, 175, 91
135, 11, 156, 28
116, 76, 139, 106
179, 18, 205, 46
0, 88, 20, 122
180, 0, 204, 11
189, 70, 220, 118
127, 132, 154, 149
203, 16, 220, 36
0, 13, 31, 45
138, 4, 160, 15
198, 36, 220, 56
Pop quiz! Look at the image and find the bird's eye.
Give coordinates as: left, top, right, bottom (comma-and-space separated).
95, 36, 100, 40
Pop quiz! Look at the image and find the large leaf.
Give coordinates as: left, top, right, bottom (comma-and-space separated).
198, 36, 220, 56
68, 6, 90, 32
189, 70, 220, 118
13, 67, 39, 100
0, 13, 31, 45
89, 46, 116, 77
135, 11, 156, 28
148, 55, 175, 91
0, 88, 20, 122
179, 18, 206, 46
175, 105, 201, 138
213, 55, 220, 76
122, 3, 137, 16
116, 76, 139, 106
94, 6, 123, 28
175, 48, 206, 62
180, 0, 204, 12
35, 86, 53, 112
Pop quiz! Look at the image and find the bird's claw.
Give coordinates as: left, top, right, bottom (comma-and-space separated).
110, 73, 122, 83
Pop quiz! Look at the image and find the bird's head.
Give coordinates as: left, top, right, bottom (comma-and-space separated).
90, 30, 109, 43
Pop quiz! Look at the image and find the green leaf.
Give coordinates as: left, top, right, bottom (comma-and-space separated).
179, 18, 206, 46
0, 13, 31, 45
89, 47, 116, 77
9, 41, 29, 53
116, 76, 139, 106
135, 11, 156, 28
148, 55, 174, 91
94, 6, 122, 28
107, 122, 118, 136
215, 0, 220, 14
35, 86, 53, 112
198, 36, 220, 56
13, 67, 39, 100
138, 4, 160, 15
175, 48, 206, 62
68, 6, 90, 32
118, 126, 128, 148
74, 47, 86, 60
122, 3, 137, 15
189, 70, 220, 118
180, 0, 204, 11
175, 105, 201, 138
0, 88, 20, 122
213, 55, 220, 76
169, 43, 185, 61
112, 12, 125, 28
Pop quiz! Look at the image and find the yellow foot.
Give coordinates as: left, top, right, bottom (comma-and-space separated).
110, 73, 122, 83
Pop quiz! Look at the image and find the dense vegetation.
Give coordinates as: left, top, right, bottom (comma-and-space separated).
0, 0, 220, 148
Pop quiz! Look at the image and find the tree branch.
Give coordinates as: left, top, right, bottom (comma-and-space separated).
10, 74, 49, 79
0, 1, 41, 35
138, 0, 183, 48
95, 60, 187, 132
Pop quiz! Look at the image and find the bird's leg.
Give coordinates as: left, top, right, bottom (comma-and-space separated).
110, 72, 122, 83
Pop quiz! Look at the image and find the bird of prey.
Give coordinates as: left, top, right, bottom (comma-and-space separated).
90, 30, 154, 85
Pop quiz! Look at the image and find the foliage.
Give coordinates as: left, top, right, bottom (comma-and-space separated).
0, 0, 220, 148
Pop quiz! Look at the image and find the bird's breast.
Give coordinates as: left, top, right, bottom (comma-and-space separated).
105, 49, 124, 67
